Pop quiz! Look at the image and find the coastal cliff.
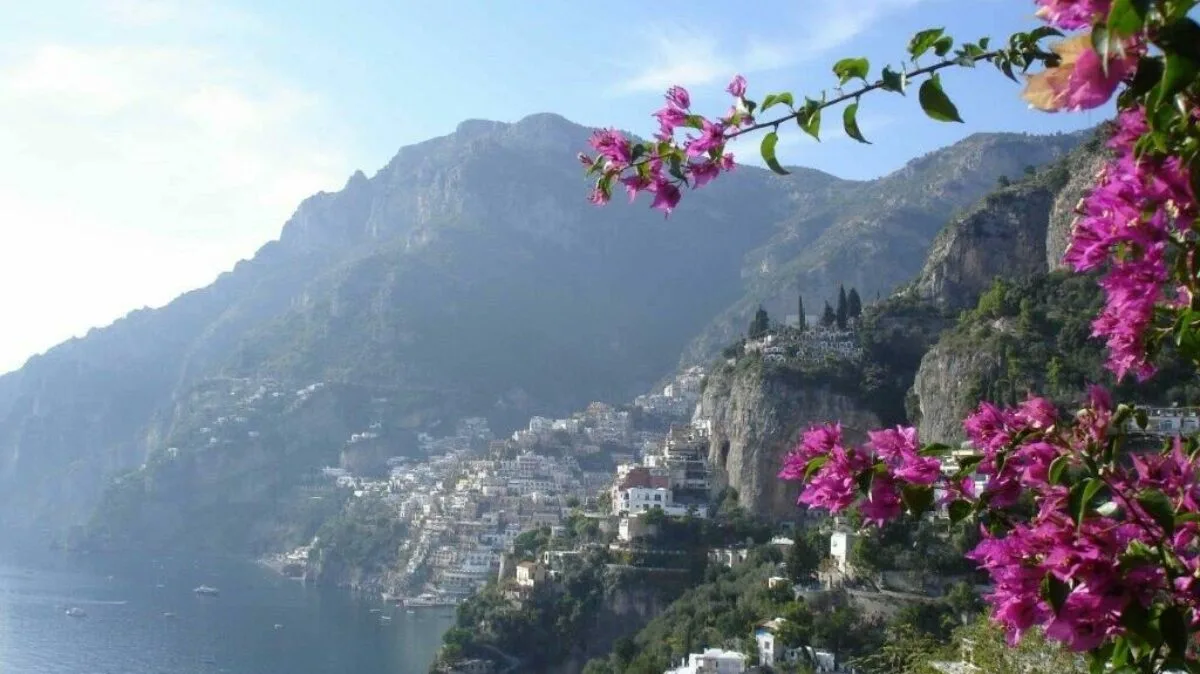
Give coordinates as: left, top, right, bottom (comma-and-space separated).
699, 358, 881, 520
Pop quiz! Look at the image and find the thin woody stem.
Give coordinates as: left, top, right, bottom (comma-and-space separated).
725, 50, 1003, 140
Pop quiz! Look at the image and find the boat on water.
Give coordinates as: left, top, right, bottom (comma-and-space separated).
162, 612, 177, 619
379, 615, 392, 623
403, 593, 458, 608
65, 607, 87, 618
193, 585, 220, 596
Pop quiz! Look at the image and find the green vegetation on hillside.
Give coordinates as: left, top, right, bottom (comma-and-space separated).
945, 272, 1200, 406
313, 496, 408, 571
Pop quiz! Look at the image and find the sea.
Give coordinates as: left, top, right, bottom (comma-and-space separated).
0, 542, 455, 674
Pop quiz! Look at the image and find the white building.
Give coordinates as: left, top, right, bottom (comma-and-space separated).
830, 531, 855, 573
665, 648, 747, 674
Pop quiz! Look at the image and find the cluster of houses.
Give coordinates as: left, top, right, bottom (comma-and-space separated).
292, 368, 714, 604
741, 325, 861, 366
511, 401, 634, 448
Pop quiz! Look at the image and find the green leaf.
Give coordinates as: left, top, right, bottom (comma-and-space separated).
953, 454, 984, 478
1136, 488, 1176, 534
1028, 26, 1064, 42
1111, 636, 1130, 668
803, 455, 829, 481
761, 131, 789, 175
844, 103, 878, 143
761, 92, 795, 112
1158, 51, 1200, 108
880, 66, 906, 94
629, 143, 646, 162
1090, 24, 1116, 75
1068, 478, 1103, 527
855, 467, 875, 495
933, 36, 954, 57
901, 485, 934, 516
918, 443, 951, 457
1134, 408, 1149, 430
667, 154, 686, 182
1107, 0, 1149, 37
1043, 574, 1070, 614
979, 37, 990, 50
832, 57, 870, 85
1156, 17, 1200, 63
1121, 599, 1162, 647
948, 499, 972, 524
1048, 455, 1071, 486
908, 28, 945, 60
918, 75, 964, 123
1161, 605, 1189, 657
798, 102, 821, 141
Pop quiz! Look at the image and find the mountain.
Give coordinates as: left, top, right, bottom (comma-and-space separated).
0, 113, 1083, 546
680, 129, 1086, 364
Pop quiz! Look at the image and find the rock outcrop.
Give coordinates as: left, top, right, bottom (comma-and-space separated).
911, 132, 1107, 312
699, 361, 881, 520
910, 133, 1112, 444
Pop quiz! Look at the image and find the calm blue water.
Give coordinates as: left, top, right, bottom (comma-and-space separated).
0, 546, 455, 674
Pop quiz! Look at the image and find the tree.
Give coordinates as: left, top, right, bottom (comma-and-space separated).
997, 174, 1012, 187
847, 288, 862, 320
749, 305, 770, 339
835, 285, 849, 329
797, 294, 807, 333
820, 302, 836, 328
786, 532, 821, 582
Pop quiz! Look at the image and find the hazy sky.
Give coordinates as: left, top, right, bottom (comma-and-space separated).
0, 0, 1109, 375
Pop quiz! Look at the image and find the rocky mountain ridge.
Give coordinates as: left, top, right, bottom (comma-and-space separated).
0, 113, 1085, 545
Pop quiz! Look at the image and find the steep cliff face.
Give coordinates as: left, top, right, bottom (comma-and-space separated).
911, 335, 1006, 445
909, 133, 1113, 444
699, 361, 881, 520
911, 132, 1107, 312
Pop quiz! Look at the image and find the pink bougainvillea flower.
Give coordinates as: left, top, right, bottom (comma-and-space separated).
648, 179, 681, 216
1023, 33, 1132, 113
725, 74, 746, 98
1034, 0, 1112, 30
665, 85, 691, 111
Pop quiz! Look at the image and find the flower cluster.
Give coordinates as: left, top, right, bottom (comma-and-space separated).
577, 75, 751, 215
777, 423, 942, 526
1064, 107, 1197, 380
782, 392, 1200, 663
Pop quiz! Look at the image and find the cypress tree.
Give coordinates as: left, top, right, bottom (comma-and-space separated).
797, 295, 807, 332
821, 301, 836, 327
835, 285, 849, 329
847, 287, 862, 320
749, 305, 770, 339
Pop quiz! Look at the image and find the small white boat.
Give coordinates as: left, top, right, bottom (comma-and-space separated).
379, 615, 392, 623
65, 607, 87, 618
162, 612, 177, 619
273, 623, 284, 630
193, 585, 219, 597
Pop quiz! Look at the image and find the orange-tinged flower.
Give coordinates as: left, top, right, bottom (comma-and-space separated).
1021, 33, 1090, 111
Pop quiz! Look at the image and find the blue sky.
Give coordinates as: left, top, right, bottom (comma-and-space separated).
0, 0, 1110, 374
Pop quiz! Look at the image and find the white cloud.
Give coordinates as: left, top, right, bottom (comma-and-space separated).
0, 35, 349, 373
610, 0, 927, 95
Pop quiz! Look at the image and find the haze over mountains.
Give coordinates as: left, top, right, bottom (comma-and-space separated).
0, 112, 1084, 541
